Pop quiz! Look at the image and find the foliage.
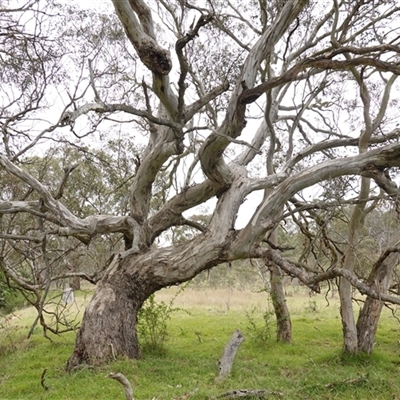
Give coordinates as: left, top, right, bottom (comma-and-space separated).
137, 287, 187, 352
0, 272, 25, 314
244, 305, 275, 343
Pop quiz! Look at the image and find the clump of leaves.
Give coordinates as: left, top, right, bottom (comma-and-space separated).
0, 273, 26, 314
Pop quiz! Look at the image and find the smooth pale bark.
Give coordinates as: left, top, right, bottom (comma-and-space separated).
60, 143, 400, 369
338, 58, 397, 354
338, 43, 373, 353
3, 0, 400, 373
339, 203, 365, 354
108, 373, 134, 400
339, 277, 358, 353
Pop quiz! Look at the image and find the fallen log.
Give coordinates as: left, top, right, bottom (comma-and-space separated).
108, 372, 134, 400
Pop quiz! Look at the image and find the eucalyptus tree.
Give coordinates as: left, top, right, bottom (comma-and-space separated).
2, 0, 400, 369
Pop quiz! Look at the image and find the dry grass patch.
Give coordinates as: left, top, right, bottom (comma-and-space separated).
156, 287, 266, 312
156, 286, 343, 315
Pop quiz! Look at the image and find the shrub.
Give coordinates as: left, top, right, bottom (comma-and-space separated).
137, 286, 187, 352
245, 306, 275, 343
0, 274, 26, 314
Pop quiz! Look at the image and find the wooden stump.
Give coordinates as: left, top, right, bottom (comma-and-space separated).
217, 329, 245, 380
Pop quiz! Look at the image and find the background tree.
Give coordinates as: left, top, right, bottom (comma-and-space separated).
1, 0, 400, 370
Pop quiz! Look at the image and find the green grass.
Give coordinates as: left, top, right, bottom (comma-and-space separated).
1, 288, 400, 399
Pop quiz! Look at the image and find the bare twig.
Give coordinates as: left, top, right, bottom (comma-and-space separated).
40, 368, 49, 391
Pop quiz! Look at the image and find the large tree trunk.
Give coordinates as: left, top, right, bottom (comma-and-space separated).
269, 264, 292, 343
66, 234, 227, 371
66, 256, 157, 371
356, 253, 396, 353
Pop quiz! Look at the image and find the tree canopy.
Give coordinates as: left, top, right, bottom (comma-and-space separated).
1, 0, 400, 368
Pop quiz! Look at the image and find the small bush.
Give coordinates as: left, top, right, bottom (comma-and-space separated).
138, 287, 187, 352
0, 277, 26, 314
245, 306, 275, 343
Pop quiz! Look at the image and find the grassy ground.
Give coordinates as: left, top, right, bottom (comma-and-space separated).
1, 287, 400, 399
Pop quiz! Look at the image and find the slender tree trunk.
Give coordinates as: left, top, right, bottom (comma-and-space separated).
356, 254, 396, 353
339, 177, 370, 354
356, 295, 385, 354
339, 276, 358, 353
339, 236, 360, 354
269, 263, 292, 343
267, 226, 291, 343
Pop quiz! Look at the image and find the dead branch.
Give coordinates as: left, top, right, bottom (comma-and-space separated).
40, 368, 49, 391
217, 329, 245, 380
54, 164, 79, 200
325, 373, 368, 389
216, 389, 284, 398
108, 372, 134, 400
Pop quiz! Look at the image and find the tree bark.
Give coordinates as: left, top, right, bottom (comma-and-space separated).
66, 256, 153, 370
356, 293, 385, 354
339, 235, 360, 354
339, 277, 358, 353
269, 264, 292, 343
339, 178, 370, 354
66, 234, 228, 371
356, 252, 397, 353
108, 372, 134, 400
